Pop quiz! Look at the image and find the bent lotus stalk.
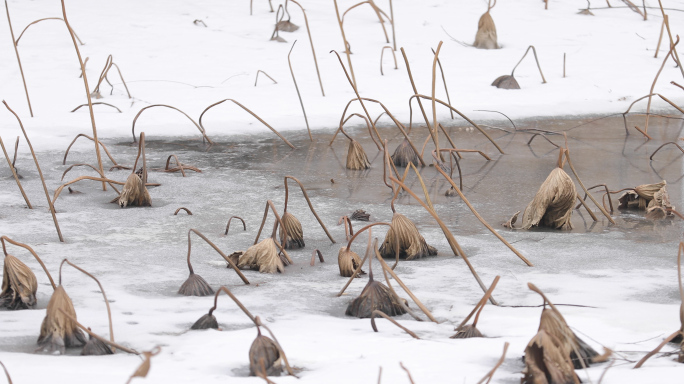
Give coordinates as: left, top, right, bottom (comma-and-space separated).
192, 285, 257, 330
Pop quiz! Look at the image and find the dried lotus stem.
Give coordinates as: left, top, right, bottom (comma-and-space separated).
63, 259, 115, 351
57, 309, 138, 354
0, 137, 31, 208
71, 103, 122, 113
564, 149, 616, 224
430, 41, 443, 159
52, 176, 121, 205
188, 229, 249, 284
254, 70, 277, 86
225, 216, 246, 235
650, 141, 684, 160
310, 249, 324, 266
254, 200, 288, 245
255, 316, 296, 377
477, 342, 509, 384
0, 361, 11, 384
61, 163, 121, 194
338, 216, 353, 240
132, 104, 211, 144
333, 0, 356, 88
165, 155, 186, 177
456, 276, 500, 332
15, 17, 84, 45
124, 346, 161, 384
645, 36, 679, 133
432, 47, 454, 119
371, 310, 419, 339
400, 48, 431, 138
331, 113, 381, 151
576, 194, 598, 222
199, 99, 294, 149
284, 176, 335, 244
657, 1, 684, 80
511, 45, 547, 83
3, 101, 63, 241
288, 41, 312, 141
380, 46, 397, 76
527, 133, 559, 148
337, 224, 393, 297
63, 133, 120, 166
5, 0, 33, 117
288, 0, 324, 96
1, 236, 56, 290
210, 286, 257, 324
174, 207, 192, 215
433, 165, 532, 266
633, 330, 680, 368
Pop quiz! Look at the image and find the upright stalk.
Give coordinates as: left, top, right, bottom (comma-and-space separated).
333, 0, 357, 88
4, 0, 33, 116
289, 0, 324, 96
287, 41, 311, 141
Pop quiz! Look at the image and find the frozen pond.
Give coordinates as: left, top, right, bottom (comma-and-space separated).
1, 113, 684, 383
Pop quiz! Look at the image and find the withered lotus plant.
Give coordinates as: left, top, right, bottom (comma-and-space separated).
37, 261, 86, 354
529, 283, 610, 369
278, 176, 336, 249
191, 285, 257, 330
337, 247, 365, 278
522, 329, 580, 384
351, 209, 370, 221
179, 229, 250, 296
492, 45, 547, 89
346, 239, 407, 318
451, 276, 500, 339
391, 138, 420, 167
473, 1, 498, 49
336, 126, 370, 170
250, 316, 295, 377
521, 150, 577, 230
0, 236, 55, 310
618, 180, 667, 210
379, 213, 437, 260
115, 132, 151, 208
244, 200, 292, 273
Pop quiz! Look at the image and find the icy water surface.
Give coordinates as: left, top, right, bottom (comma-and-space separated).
1, 114, 683, 383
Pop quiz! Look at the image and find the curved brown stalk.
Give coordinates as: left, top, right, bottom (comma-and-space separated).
564, 149, 616, 224
389, 175, 497, 303
373, 245, 437, 322
432, 47, 454, 119
0, 361, 11, 384
208, 286, 257, 324
254, 70, 277, 86
254, 316, 296, 377
288, 40, 311, 141
130, 132, 148, 187
92, 55, 113, 95
651, 141, 684, 160
456, 276, 500, 331
477, 342, 509, 384
5, 0, 33, 116
254, 200, 287, 245
377, 245, 422, 322
0, 136, 31, 208
63, 259, 115, 351
52, 176, 121, 205
409, 95, 504, 154
338, 216, 353, 241
380, 46, 397, 76
371, 310, 419, 339
132, 104, 211, 144
310, 249, 324, 265
15, 17, 84, 45
439, 148, 491, 161
333, 0, 356, 88
389, 164, 410, 213
61, 163, 121, 194
510, 45, 547, 83
174, 207, 192, 216
341, 1, 390, 43
71, 102, 122, 113
633, 330, 680, 368
58, 309, 138, 354
576, 194, 599, 222
105, 62, 131, 98
433, 149, 462, 191
433, 165, 532, 266
400, 47, 431, 138
63, 133, 119, 166
431, 41, 444, 158
1, 236, 56, 290
575, 184, 613, 213
187, 229, 250, 284
61, 0, 105, 192
225, 216, 246, 235
2, 101, 63, 241
645, 36, 679, 133
288, 0, 324, 96
283, 176, 335, 244
198, 99, 294, 149
331, 113, 382, 151
527, 133, 559, 148
657, 1, 684, 80
165, 155, 186, 177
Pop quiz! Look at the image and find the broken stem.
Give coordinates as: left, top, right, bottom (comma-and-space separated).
0, 136, 31, 208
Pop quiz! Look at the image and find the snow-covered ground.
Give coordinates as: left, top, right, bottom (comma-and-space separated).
2, 0, 684, 383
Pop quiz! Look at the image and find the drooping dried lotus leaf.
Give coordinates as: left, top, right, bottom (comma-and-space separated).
279, 212, 304, 249
276, 20, 299, 32
473, 12, 498, 49
0, 254, 37, 310
37, 285, 86, 354
451, 324, 483, 339
645, 206, 668, 220
178, 273, 214, 296
346, 140, 371, 170
238, 238, 285, 274
379, 213, 437, 260
115, 172, 151, 208
81, 333, 113, 355
226, 251, 243, 269
491, 75, 520, 90
521, 168, 577, 230
522, 330, 580, 384
635, 181, 666, 200
249, 333, 283, 377
503, 211, 520, 228
351, 209, 370, 221
538, 308, 599, 369
391, 138, 420, 167
337, 247, 365, 277
648, 185, 672, 210
345, 273, 407, 318
191, 313, 219, 330
618, 190, 642, 210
